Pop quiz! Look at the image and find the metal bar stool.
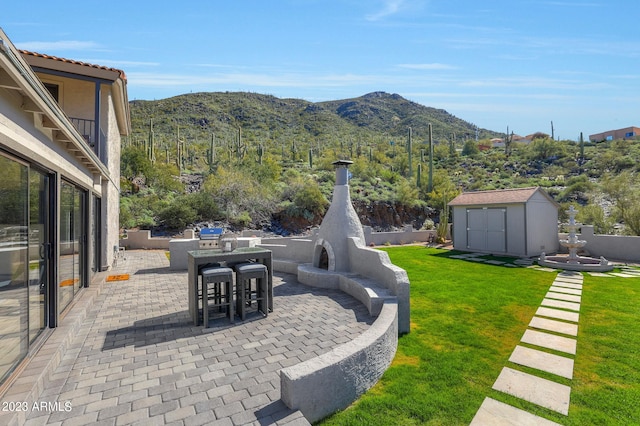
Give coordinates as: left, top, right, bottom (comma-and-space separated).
201, 266, 234, 326
234, 262, 268, 320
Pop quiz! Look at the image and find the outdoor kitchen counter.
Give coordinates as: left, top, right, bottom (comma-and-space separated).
187, 247, 273, 326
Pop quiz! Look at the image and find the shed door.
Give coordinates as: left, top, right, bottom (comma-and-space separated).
466, 208, 506, 253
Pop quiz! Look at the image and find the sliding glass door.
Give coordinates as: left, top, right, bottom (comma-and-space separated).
29, 168, 50, 343
0, 154, 29, 383
58, 181, 86, 313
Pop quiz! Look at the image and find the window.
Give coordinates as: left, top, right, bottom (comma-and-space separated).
43, 82, 59, 102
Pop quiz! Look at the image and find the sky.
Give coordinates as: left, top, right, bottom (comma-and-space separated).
2, 1, 639, 140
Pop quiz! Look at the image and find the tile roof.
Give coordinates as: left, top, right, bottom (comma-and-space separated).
448, 187, 547, 206
19, 50, 127, 81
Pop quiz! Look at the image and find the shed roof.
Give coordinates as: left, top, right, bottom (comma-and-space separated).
448, 187, 558, 207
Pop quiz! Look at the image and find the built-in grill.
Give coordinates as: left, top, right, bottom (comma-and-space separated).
199, 227, 223, 249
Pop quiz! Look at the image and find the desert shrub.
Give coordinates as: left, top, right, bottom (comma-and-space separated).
230, 211, 252, 228
420, 219, 435, 230
577, 204, 615, 235
158, 201, 196, 230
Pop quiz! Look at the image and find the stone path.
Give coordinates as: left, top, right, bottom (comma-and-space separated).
19, 250, 374, 426
450, 253, 640, 424
442, 253, 640, 424
470, 270, 584, 425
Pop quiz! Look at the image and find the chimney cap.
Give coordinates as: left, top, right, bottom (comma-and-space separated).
332, 160, 353, 167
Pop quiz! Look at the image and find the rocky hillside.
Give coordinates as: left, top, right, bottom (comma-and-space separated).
129, 91, 500, 150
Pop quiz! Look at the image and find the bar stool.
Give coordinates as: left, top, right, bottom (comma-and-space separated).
234, 262, 268, 320
198, 262, 220, 313
201, 266, 234, 326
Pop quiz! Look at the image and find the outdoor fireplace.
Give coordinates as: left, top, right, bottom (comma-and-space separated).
312, 160, 366, 271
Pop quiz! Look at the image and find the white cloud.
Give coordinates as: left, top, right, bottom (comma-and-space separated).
458, 76, 611, 91
16, 40, 101, 51
127, 71, 383, 89
397, 63, 458, 70
81, 59, 160, 68
365, 0, 405, 21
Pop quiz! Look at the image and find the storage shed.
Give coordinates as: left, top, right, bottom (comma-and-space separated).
448, 187, 559, 257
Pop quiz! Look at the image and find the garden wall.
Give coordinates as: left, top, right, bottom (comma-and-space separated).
559, 225, 640, 263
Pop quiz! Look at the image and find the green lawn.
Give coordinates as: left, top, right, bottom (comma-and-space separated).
319, 246, 640, 425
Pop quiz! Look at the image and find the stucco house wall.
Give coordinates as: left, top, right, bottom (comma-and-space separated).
0, 28, 129, 390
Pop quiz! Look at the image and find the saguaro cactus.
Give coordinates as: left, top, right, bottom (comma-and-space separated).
205, 133, 216, 172
407, 127, 413, 177
234, 126, 246, 159
428, 124, 433, 193
147, 119, 155, 162
257, 144, 264, 165
449, 133, 456, 157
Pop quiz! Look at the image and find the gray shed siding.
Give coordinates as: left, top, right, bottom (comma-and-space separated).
525, 191, 559, 255
449, 188, 558, 257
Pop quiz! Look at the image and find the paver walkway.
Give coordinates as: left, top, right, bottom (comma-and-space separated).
22, 250, 375, 425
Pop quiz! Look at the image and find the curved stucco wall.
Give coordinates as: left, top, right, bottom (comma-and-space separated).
280, 301, 398, 423
346, 237, 410, 334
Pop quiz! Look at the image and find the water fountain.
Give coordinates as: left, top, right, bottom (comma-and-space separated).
538, 205, 613, 272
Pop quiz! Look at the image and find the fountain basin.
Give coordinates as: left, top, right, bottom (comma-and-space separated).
538, 254, 614, 272
559, 239, 587, 248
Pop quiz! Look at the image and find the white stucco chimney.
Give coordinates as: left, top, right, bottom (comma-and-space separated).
312, 160, 365, 271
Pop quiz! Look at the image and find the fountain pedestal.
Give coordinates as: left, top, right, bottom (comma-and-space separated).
538, 205, 613, 272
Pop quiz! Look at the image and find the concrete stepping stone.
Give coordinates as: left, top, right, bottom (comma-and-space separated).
492, 367, 571, 415
558, 271, 584, 280
530, 316, 578, 336
521, 329, 577, 355
470, 397, 562, 426
588, 272, 612, 277
545, 291, 581, 303
536, 267, 558, 272
555, 276, 584, 285
558, 272, 584, 280
486, 260, 506, 265
610, 273, 638, 278
551, 281, 582, 290
535, 307, 579, 323
449, 255, 467, 259
504, 263, 518, 268
541, 298, 580, 312
509, 345, 574, 379
548, 286, 582, 296
558, 271, 582, 278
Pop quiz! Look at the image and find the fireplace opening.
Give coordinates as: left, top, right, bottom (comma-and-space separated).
318, 247, 329, 270
312, 239, 335, 271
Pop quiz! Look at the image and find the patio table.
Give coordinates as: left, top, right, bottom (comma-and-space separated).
187, 247, 273, 325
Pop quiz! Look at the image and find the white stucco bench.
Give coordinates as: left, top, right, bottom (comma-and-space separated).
296, 263, 396, 317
